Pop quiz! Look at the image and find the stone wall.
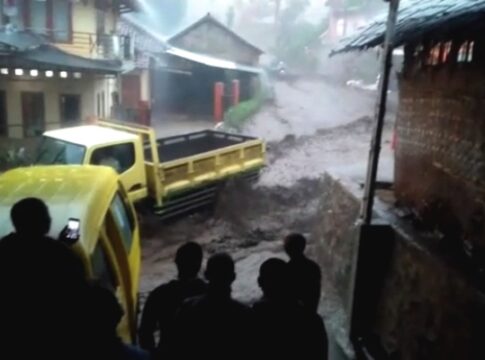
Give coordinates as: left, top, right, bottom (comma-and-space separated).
313, 174, 362, 307
375, 234, 485, 359
314, 173, 485, 359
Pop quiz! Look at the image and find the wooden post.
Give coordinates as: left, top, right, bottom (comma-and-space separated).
214, 82, 224, 124
349, 0, 401, 346
360, 0, 401, 225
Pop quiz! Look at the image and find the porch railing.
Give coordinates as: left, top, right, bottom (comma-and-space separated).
25, 29, 134, 61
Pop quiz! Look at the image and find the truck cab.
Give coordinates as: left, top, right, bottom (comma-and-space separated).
35, 125, 149, 203
0, 165, 141, 343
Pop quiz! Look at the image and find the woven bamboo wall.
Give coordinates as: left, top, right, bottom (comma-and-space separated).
396, 62, 485, 248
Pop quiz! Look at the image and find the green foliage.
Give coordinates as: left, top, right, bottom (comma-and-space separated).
276, 20, 327, 69
138, 0, 188, 34
275, 0, 328, 71
223, 91, 266, 131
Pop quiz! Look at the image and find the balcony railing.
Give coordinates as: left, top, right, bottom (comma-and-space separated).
25, 29, 134, 61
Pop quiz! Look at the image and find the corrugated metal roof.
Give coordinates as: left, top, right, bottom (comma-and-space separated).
332, 0, 485, 55
18, 45, 122, 73
0, 30, 46, 51
168, 13, 264, 55
0, 30, 121, 73
166, 46, 262, 74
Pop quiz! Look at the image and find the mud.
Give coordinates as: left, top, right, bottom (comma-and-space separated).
140, 78, 390, 358
140, 177, 324, 297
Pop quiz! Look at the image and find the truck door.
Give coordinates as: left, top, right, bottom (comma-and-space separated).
90, 235, 134, 342
89, 141, 147, 202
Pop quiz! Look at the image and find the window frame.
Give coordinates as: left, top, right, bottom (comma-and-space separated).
21, 91, 45, 138
91, 239, 119, 291
59, 93, 82, 125
20, 0, 73, 43
90, 142, 137, 174
34, 136, 86, 165
109, 191, 135, 253
0, 91, 7, 137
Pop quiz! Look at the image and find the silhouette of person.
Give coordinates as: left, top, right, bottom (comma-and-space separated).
87, 284, 150, 359
253, 258, 328, 360
284, 233, 322, 312
139, 242, 207, 357
0, 198, 88, 359
171, 253, 254, 360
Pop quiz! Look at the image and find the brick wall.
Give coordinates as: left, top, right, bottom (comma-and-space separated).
396, 65, 485, 249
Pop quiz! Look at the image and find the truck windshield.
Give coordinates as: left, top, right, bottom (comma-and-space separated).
35, 137, 86, 165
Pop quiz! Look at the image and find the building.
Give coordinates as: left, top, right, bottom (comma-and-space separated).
0, 0, 137, 138
156, 13, 263, 120
121, 13, 263, 125
321, 1, 485, 359
118, 15, 167, 124
324, 0, 383, 43
168, 13, 262, 67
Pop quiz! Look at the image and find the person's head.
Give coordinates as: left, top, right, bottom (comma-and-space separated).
11, 197, 51, 238
258, 258, 288, 299
284, 233, 306, 259
175, 242, 203, 279
204, 252, 236, 289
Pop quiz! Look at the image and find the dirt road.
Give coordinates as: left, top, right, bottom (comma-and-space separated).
140, 78, 395, 358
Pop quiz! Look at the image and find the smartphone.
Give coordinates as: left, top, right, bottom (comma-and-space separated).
67, 218, 80, 240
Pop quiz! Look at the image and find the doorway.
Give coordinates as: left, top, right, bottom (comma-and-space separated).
0, 91, 6, 136
60, 94, 81, 125
21, 92, 45, 137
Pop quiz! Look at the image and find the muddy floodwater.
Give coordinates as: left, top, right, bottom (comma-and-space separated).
140, 78, 394, 358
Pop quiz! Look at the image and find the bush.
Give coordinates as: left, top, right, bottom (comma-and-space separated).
223, 91, 266, 131
0, 146, 28, 172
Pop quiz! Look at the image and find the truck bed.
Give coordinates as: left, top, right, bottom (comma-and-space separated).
145, 130, 257, 162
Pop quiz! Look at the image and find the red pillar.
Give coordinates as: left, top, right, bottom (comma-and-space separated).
232, 79, 240, 106
391, 127, 397, 150
214, 82, 224, 123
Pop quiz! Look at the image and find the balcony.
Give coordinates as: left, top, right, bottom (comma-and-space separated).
28, 29, 134, 62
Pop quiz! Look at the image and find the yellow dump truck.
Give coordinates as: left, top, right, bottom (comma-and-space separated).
35, 121, 265, 218
0, 165, 141, 343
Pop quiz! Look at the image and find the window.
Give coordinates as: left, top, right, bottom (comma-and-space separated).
7, 0, 26, 29
60, 94, 81, 124
97, 93, 101, 118
90, 142, 136, 174
21, 92, 45, 137
458, 41, 474, 63
35, 137, 85, 165
0, 91, 6, 137
30, 0, 47, 34
52, 0, 71, 42
96, 8, 106, 35
97, 91, 106, 118
91, 242, 118, 291
101, 91, 106, 118
110, 193, 135, 253
7, 1, 72, 42
0, 1, 4, 26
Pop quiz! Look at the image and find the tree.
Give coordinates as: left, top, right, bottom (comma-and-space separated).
226, 6, 235, 28
135, 0, 188, 34
274, 0, 328, 71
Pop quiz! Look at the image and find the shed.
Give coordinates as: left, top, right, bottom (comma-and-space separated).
333, 0, 485, 249
168, 13, 263, 67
